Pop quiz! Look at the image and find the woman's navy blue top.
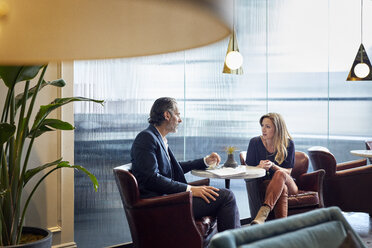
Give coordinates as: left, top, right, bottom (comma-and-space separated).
245, 136, 295, 179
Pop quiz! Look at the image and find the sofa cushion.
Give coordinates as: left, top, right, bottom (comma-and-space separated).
239, 221, 346, 248
209, 207, 366, 248
288, 190, 319, 208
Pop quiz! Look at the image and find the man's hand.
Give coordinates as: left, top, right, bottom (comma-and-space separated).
206, 152, 221, 166
190, 186, 220, 203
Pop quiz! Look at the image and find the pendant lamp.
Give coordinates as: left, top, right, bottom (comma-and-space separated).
347, 0, 372, 81
0, 0, 231, 65
223, 0, 243, 75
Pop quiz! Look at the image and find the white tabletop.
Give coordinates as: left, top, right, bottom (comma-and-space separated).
350, 150, 372, 158
191, 165, 266, 179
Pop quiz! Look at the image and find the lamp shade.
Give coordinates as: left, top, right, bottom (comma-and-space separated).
0, 0, 232, 65
223, 30, 243, 75
347, 43, 372, 81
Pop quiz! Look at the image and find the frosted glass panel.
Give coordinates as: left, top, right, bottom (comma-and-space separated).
267, 0, 329, 156
328, 0, 372, 162
73, 0, 372, 247
74, 54, 186, 247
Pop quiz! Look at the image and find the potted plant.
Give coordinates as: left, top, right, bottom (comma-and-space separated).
223, 146, 238, 168
0, 65, 102, 246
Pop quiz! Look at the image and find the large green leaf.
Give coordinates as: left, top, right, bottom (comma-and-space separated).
18, 66, 44, 82
32, 97, 104, 130
0, 123, 16, 145
24, 159, 99, 191
15, 79, 66, 110
57, 162, 99, 192
41, 119, 74, 130
0, 66, 22, 87
24, 158, 62, 185
28, 119, 74, 138
0, 66, 43, 88
27, 126, 53, 138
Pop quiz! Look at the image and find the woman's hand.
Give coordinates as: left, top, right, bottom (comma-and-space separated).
190, 186, 220, 203
258, 160, 274, 171
258, 161, 292, 175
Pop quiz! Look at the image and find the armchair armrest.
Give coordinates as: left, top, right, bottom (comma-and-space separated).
296, 169, 325, 193
335, 164, 372, 177
133, 178, 210, 209
133, 191, 192, 209
189, 178, 210, 186
336, 159, 367, 171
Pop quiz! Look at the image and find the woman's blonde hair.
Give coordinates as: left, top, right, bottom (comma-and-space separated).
260, 113, 292, 165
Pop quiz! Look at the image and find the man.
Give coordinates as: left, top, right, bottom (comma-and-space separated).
131, 97, 240, 232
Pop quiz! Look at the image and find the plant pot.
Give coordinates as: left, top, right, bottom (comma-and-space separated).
6, 227, 52, 248
223, 153, 238, 168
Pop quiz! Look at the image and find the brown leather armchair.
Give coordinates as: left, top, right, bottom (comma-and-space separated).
308, 146, 372, 215
287, 151, 325, 215
366, 140, 372, 163
113, 164, 217, 248
240, 151, 325, 216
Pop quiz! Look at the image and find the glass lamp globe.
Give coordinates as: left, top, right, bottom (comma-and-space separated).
225, 51, 243, 70
354, 63, 370, 78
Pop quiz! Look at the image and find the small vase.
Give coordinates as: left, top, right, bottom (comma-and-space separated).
223, 153, 238, 168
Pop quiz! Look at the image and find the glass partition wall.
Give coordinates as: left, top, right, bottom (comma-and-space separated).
73, 0, 372, 247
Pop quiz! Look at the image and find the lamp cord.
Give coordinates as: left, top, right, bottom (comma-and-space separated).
233, 0, 235, 30
361, 0, 363, 44
360, 0, 364, 62
232, 0, 236, 50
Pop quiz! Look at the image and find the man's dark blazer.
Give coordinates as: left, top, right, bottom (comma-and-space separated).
131, 125, 207, 198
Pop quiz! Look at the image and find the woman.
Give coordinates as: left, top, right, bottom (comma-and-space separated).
245, 113, 297, 224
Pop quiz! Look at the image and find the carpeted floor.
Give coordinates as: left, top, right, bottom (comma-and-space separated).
343, 212, 372, 247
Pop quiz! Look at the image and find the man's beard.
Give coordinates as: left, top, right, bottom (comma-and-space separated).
167, 123, 178, 133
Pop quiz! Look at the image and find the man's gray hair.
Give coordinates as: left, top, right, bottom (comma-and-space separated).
148, 97, 177, 126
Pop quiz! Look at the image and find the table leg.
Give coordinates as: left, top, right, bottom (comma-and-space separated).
245, 178, 264, 220
225, 179, 230, 189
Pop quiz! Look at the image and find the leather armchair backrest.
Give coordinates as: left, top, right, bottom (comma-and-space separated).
366, 140, 372, 150
366, 140, 372, 163
291, 151, 309, 180
308, 146, 337, 177
113, 163, 140, 208
239, 151, 247, 165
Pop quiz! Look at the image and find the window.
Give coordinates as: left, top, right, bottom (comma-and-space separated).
74, 0, 372, 246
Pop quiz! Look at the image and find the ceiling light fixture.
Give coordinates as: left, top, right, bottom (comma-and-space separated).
223, 0, 243, 75
347, 0, 372, 81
